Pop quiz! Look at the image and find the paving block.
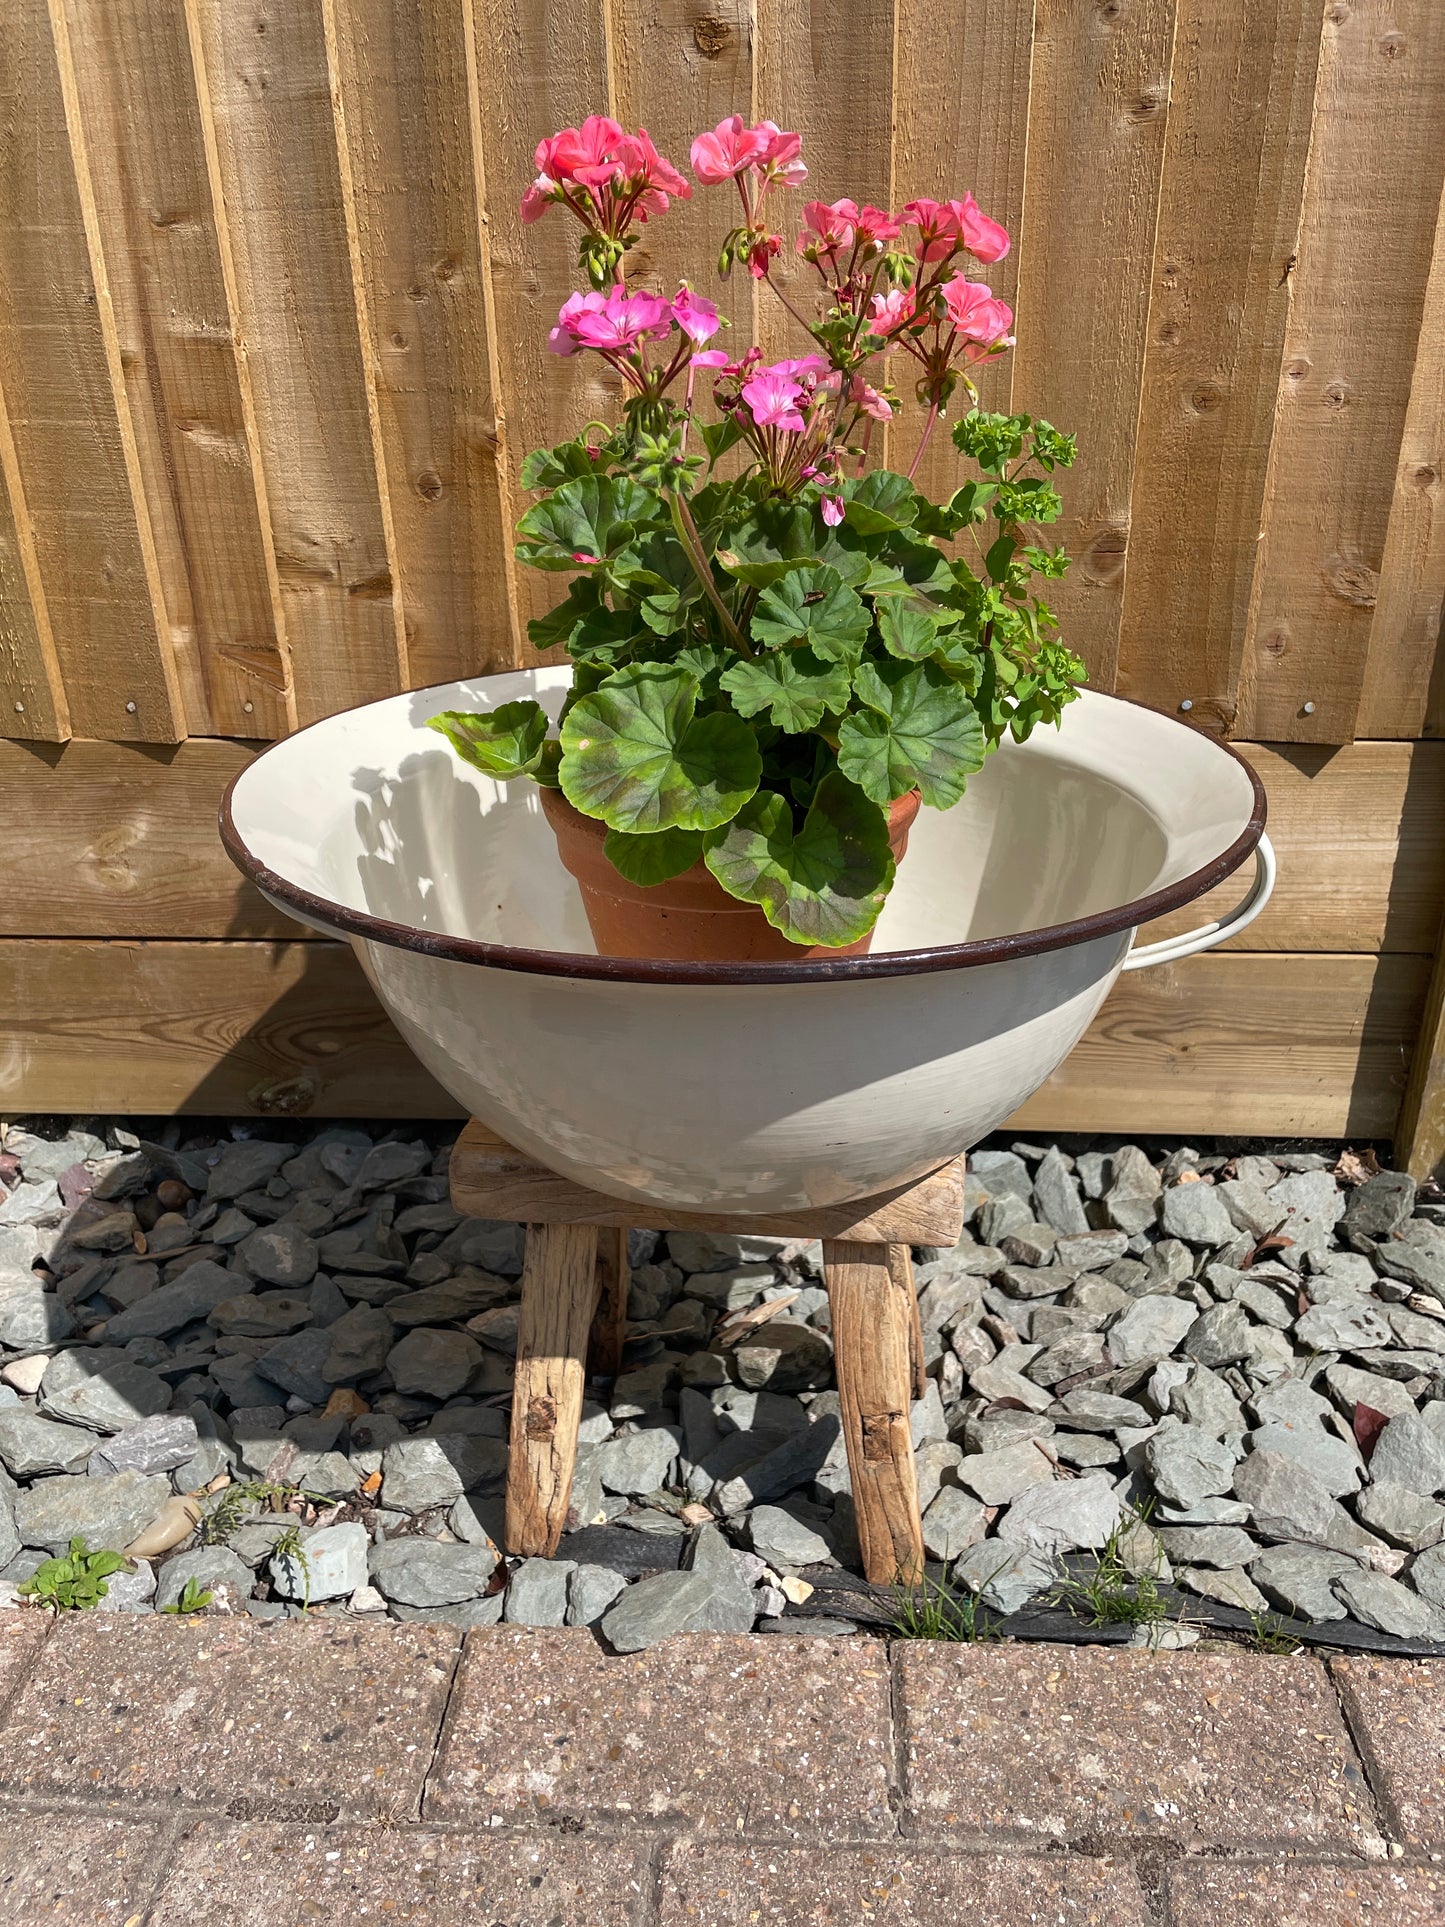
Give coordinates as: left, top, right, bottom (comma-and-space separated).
659, 1843, 1152, 1924
0, 1809, 163, 1921
426, 1626, 895, 1838
896, 1645, 1379, 1850
1333, 1657, 1445, 1846
1169, 1858, 1445, 1923
148, 1821, 647, 1925
0, 1614, 458, 1819
0, 1610, 49, 1711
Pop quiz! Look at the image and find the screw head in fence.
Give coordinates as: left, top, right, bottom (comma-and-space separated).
1302, 700, 1316, 715
1178, 699, 1193, 712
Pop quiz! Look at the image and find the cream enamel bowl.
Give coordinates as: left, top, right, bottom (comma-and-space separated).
221, 671, 1272, 1215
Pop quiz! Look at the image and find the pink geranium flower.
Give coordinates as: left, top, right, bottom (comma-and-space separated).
949, 192, 1009, 264
820, 494, 845, 526
753, 122, 807, 187
621, 129, 691, 202
690, 348, 732, 369
940, 276, 1014, 352
547, 290, 605, 356
536, 116, 627, 185
670, 286, 721, 345
690, 115, 771, 184
848, 374, 892, 421
740, 364, 807, 432
903, 194, 1009, 265
798, 198, 857, 255
855, 204, 902, 246
524, 119, 690, 231
570, 287, 674, 351
870, 286, 916, 335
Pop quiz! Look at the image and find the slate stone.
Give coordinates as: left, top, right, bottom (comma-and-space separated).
597, 1426, 682, 1496
1251, 1375, 1331, 1428
1250, 1544, 1356, 1621
1032, 1147, 1091, 1235
1141, 1423, 1236, 1508
969, 1149, 1034, 1203
39, 1349, 172, 1434
600, 1570, 715, 1650
678, 1522, 758, 1634
1233, 1448, 1337, 1541
995, 1474, 1122, 1553
749, 1504, 833, 1570
236, 1221, 319, 1287
322, 1305, 395, 1383
103, 1260, 238, 1340
1345, 1170, 1417, 1241
1234, 1279, 1295, 1329
369, 1537, 499, 1606
1159, 1183, 1236, 1248
265, 1520, 370, 1602
1249, 1422, 1364, 1500
0, 1409, 95, 1476
1333, 1568, 1441, 1639
951, 1540, 1058, 1614
999, 1223, 1060, 1268
1108, 1295, 1197, 1366
436, 1219, 525, 1276
1177, 1564, 1270, 1614
386, 1276, 513, 1326
1169, 1365, 1245, 1440
1214, 1179, 1280, 1241
1373, 1224, 1445, 1298
254, 1327, 333, 1405
1323, 1362, 1417, 1422
1294, 1303, 1392, 1352
0, 1287, 74, 1350
207, 1293, 313, 1339
505, 1557, 575, 1626
386, 1327, 482, 1401
712, 1415, 842, 1515
15, 1469, 170, 1556
380, 1435, 509, 1512
88, 1414, 199, 1477
205, 1140, 290, 1201
1355, 1481, 1445, 1553
1267, 1168, 1346, 1258
539, 1564, 619, 1635
978, 1193, 1033, 1246
1181, 1303, 1254, 1369
1056, 1389, 1151, 1432
732, 1323, 833, 1392
155, 1545, 252, 1611
1155, 1525, 1258, 1569
1369, 1412, 1445, 1496
1055, 1230, 1130, 1271
95, 1558, 157, 1613
957, 1440, 1054, 1506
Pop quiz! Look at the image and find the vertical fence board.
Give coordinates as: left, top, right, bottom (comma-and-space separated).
1236, 0, 1445, 745
0, 367, 68, 740
1114, 0, 1321, 732
890, 0, 1035, 487
754, 0, 895, 367
1009, 0, 1177, 693
0, 0, 184, 743
60, 0, 291, 739
1357, 186, 1445, 742
188, 0, 406, 725
325, 0, 518, 685
466, 0, 611, 644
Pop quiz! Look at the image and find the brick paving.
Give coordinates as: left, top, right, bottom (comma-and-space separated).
0, 1613, 1437, 1925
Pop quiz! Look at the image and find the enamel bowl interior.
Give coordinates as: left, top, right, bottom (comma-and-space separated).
228, 670, 1256, 962
223, 671, 1261, 1213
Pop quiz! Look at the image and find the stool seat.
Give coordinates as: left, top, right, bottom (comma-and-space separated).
448, 1121, 967, 1586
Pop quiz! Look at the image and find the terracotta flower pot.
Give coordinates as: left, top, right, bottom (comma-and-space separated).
540, 784, 923, 962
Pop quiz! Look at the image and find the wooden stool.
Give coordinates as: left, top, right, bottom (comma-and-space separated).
449, 1122, 965, 1586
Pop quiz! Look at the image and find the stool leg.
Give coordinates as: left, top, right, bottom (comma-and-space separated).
507, 1223, 599, 1557
587, 1226, 629, 1381
823, 1238, 925, 1587
890, 1244, 928, 1402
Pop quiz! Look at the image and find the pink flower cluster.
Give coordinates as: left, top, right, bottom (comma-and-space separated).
690, 116, 808, 278
521, 115, 690, 235
548, 284, 723, 403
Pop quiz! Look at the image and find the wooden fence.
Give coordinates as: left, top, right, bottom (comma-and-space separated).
2, 0, 1444, 1167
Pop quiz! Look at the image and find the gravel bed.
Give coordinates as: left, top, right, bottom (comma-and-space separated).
2, 1118, 1444, 1652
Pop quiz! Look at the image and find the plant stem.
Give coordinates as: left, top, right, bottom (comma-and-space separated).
669, 490, 752, 657
761, 269, 818, 341
908, 402, 940, 482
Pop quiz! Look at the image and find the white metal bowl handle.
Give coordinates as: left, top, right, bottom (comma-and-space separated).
1121, 833, 1276, 972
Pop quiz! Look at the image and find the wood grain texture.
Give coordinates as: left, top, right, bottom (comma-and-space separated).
0, 738, 293, 939
890, 0, 1035, 475
1397, 906, 1445, 1180
890, 1242, 927, 1402
0, 0, 184, 743
1114, 0, 1322, 729
587, 1225, 629, 1381
58, 0, 291, 740
188, 0, 407, 724
1009, 0, 1178, 691
324, 0, 517, 684
0, 365, 68, 741
823, 1239, 925, 1586
505, 1222, 599, 1557
754, 0, 895, 367
448, 1118, 966, 1244
1235, 0, 1445, 744
1138, 740, 1445, 955
4, 941, 1425, 1142
1357, 182, 1445, 741
466, 0, 611, 640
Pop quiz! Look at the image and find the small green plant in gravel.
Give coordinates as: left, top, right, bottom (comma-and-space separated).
1244, 1608, 1303, 1655
18, 1539, 126, 1611
1049, 1511, 1171, 1631
888, 1571, 996, 1642
199, 1478, 331, 1546
161, 1577, 215, 1615
268, 1522, 312, 1610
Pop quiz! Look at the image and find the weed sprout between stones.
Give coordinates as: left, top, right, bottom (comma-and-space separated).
430, 114, 1085, 948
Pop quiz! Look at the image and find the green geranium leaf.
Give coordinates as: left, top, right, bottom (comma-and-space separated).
428, 702, 551, 780
515, 475, 656, 571
521, 439, 606, 489
603, 825, 705, 885
838, 660, 987, 808
559, 663, 761, 832
843, 470, 919, 537
700, 417, 746, 465
526, 578, 604, 653
703, 772, 894, 948
716, 503, 821, 587
876, 601, 942, 662
671, 640, 732, 700
720, 648, 853, 733
751, 565, 870, 664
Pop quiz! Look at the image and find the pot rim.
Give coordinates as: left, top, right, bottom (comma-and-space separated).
220, 685, 1268, 986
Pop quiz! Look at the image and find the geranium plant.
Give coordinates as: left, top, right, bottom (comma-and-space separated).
430, 113, 1083, 948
